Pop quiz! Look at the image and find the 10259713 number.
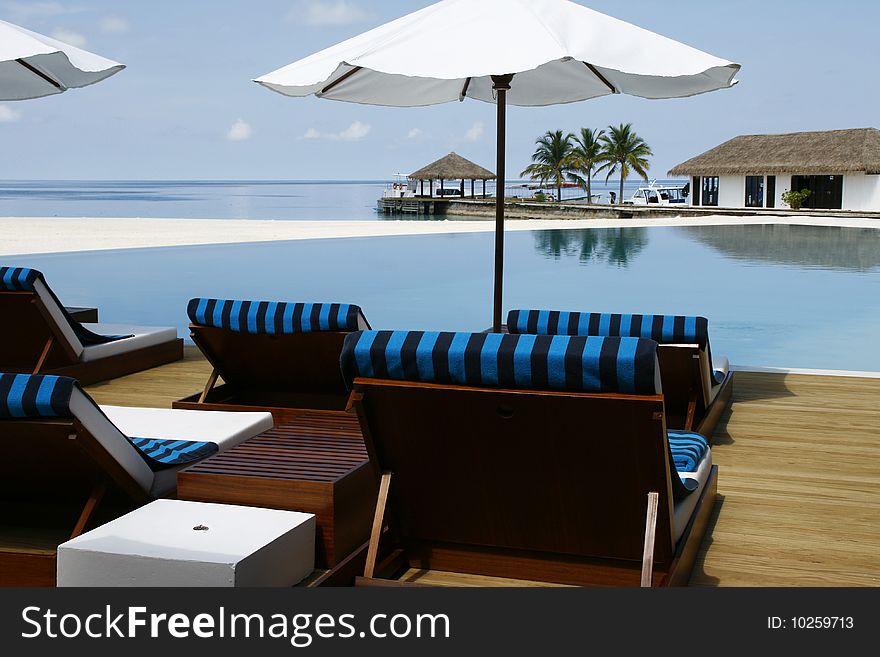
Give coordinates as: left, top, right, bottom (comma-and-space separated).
767, 617, 854, 629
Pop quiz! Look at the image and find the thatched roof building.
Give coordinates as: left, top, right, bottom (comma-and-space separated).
410, 152, 495, 180
669, 128, 880, 176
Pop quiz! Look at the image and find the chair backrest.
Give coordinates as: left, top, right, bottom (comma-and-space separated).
342, 330, 682, 565
507, 309, 718, 419
0, 372, 153, 503
0, 266, 126, 371
1, 266, 84, 368
187, 298, 370, 395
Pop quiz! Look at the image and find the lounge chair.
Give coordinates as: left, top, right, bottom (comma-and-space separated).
175, 297, 371, 423
506, 309, 733, 435
0, 266, 184, 385
339, 330, 717, 587
0, 372, 273, 586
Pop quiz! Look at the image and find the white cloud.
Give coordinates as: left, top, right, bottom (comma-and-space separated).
0, 105, 23, 123
50, 27, 87, 47
289, 1, 371, 27
339, 121, 370, 140
303, 120, 371, 142
1, 2, 85, 22
407, 128, 423, 140
463, 121, 484, 142
226, 119, 253, 141
100, 16, 130, 34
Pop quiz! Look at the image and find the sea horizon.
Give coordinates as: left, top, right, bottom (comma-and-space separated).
0, 178, 686, 221
0, 177, 687, 183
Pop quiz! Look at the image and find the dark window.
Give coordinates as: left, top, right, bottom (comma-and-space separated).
701, 176, 719, 206
791, 175, 843, 210
745, 176, 764, 208
692, 176, 701, 206
766, 176, 776, 208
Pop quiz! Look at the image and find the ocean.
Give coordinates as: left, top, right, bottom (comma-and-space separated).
0, 179, 682, 220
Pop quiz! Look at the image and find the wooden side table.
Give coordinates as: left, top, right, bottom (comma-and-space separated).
176, 410, 376, 569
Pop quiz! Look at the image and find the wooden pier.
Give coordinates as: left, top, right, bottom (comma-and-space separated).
377, 197, 450, 215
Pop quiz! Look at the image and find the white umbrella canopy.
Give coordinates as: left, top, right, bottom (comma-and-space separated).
0, 19, 125, 100
255, 0, 739, 105
255, 0, 740, 330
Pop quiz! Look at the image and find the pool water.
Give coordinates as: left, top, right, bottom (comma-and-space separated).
9, 224, 880, 372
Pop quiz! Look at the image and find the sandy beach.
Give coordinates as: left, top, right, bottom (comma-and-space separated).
2, 213, 878, 256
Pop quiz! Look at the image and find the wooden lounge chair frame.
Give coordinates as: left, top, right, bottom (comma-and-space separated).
344, 378, 718, 587
500, 312, 734, 438
0, 290, 183, 385
174, 324, 355, 423
0, 416, 150, 586
656, 344, 733, 435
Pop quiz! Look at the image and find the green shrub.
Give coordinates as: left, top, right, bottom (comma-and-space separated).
782, 188, 811, 210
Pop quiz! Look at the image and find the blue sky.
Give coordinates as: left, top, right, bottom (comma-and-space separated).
1, 0, 878, 180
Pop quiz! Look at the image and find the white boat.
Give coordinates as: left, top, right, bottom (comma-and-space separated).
624, 181, 688, 205
382, 173, 418, 199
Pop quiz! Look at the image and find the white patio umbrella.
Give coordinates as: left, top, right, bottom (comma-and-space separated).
255, 0, 740, 331
0, 19, 124, 100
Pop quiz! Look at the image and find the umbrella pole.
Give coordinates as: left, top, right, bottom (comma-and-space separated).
491, 74, 513, 333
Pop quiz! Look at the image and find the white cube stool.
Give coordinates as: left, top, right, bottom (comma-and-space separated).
57, 499, 315, 587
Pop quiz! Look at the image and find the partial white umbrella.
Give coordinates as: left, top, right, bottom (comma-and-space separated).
255, 0, 740, 331
0, 19, 124, 100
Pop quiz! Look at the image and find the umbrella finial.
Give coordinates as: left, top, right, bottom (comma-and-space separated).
491, 74, 514, 91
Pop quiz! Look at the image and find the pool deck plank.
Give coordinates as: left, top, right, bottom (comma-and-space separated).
86, 352, 880, 587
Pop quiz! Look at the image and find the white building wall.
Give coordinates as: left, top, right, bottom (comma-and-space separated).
718, 175, 744, 208
842, 173, 880, 211
719, 174, 792, 209
771, 174, 792, 209
687, 172, 880, 211
689, 174, 782, 209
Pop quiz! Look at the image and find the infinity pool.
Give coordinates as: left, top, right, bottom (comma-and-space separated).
9, 224, 880, 371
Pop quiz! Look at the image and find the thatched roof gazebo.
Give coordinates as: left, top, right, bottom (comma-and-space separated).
668, 128, 880, 176
409, 152, 495, 198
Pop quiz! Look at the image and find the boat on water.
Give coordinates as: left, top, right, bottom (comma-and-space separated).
624, 181, 688, 205
381, 173, 419, 199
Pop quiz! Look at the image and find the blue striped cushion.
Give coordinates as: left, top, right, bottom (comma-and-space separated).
130, 437, 218, 470
0, 266, 40, 292
507, 309, 709, 348
508, 309, 724, 385
667, 430, 709, 500
1, 372, 217, 471
340, 330, 659, 394
188, 298, 369, 334
1, 265, 131, 347
0, 372, 75, 418
667, 431, 709, 473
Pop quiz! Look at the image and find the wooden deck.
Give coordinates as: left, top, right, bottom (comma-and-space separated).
86, 349, 880, 587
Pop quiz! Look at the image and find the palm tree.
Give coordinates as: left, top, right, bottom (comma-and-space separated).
520, 130, 574, 202
567, 127, 606, 204
598, 123, 653, 204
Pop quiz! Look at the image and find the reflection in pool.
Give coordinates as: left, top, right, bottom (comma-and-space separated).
533, 227, 648, 267
8, 224, 880, 371
682, 224, 880, 272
